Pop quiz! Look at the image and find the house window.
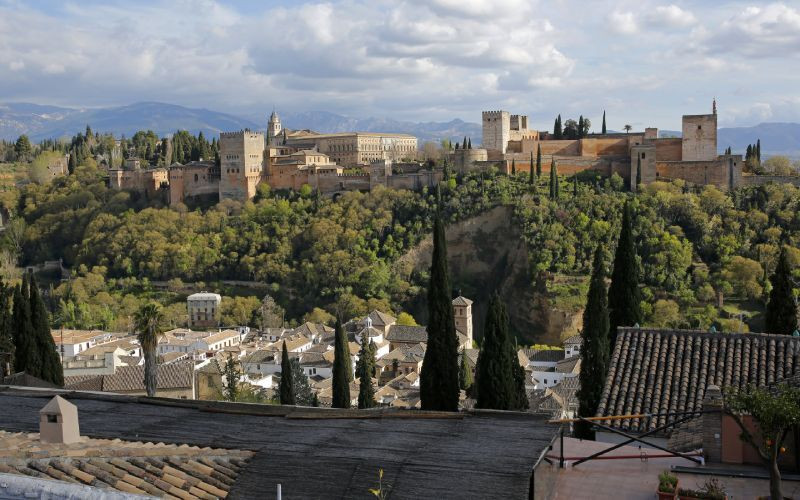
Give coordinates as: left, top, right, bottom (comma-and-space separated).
641, 153, 646, 159
47, 414, 58, 423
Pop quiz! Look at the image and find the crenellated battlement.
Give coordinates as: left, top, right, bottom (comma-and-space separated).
482, 110, 508, 118
219, 129, 263, 140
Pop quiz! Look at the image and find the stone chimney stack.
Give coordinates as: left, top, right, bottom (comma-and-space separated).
702, 385, 723, 463
39, 395, 80, 444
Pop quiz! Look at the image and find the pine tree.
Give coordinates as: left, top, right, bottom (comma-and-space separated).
458, 351, 473, 393
511, 159, 516, 175
332, 317, 351, 408
420, 211, 460, 411
765, 247, 798, 335
279, 342, 295, 405
28, 273, 63, 386
602, 110, 607, 134
575, 246, 610, 439
536, 143, 542, 177
549, 158, 559, 199
608, 201, 642, 349
357, 340, 376, 409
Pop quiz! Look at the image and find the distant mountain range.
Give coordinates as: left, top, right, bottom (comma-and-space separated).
1, 102, 797, 156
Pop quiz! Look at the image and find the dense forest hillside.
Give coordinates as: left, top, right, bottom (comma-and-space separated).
6, 161, 800, 344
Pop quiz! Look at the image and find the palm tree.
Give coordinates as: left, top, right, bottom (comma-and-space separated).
134, 302, 165, 397
623, 124, 632, 134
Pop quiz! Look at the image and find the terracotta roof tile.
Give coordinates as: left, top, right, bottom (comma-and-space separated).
597, 327, 800, 433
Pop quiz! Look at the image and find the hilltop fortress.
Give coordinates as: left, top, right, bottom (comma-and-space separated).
459, 101, 745, 191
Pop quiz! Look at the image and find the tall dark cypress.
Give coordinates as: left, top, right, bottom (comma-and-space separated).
549, 158, 559, 199
575, 246, 610, 439
12, 276, 36, 376
357, 340, 376, 409
332, 317, 351, 408
0, 282, 14, 374
511, 159, 516, 175
279, 342, 295, 405
420, 212, 460, 411
578, 116, 585, 139
475, 295, 515, 409
462, 136, 467, 149
28, 274, 63, 386
536, 143, 542, 177
467, 138, 472, 149
765, 248, 797, 335
636, 156, 642, 188
602, 110, 607, 134
608, 201, 642, 349
529, 152, 535, 186
756, 139, 761, 163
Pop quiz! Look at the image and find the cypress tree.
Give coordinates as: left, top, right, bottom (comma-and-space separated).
12, 276, 37, 376
636, 156, 642, 188
420, 211, 460, 411
529, 152, 535, 186
608, 202, 642, 349
0, 282, 13, 372
536, 143, 542, 177
332, 317, 351, 408
549, 158, 559, 199
68, 150, 77, 174
458, 351, 473, 393
553, 118, 559, 137
467, 138, 472, 149
602, 110, 607, 134
28, 274, 63, 386
555, 115, 563, 139
462, 136, 467, 149
765, 248, 797, 335
475, 295, 526, 410
511, 159, 516, 175
578, 116, 585, 139
573, 174, 579, 197
356, 340, 376, 409
756, 139, 761, 163
279, 342, 295, 405
575, 246, 610, 439
746, 144, 752, 162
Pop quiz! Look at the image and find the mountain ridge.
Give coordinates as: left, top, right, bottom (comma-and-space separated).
1, 101, 797, 155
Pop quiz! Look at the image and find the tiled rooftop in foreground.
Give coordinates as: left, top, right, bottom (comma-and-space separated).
0, 387, 554, 499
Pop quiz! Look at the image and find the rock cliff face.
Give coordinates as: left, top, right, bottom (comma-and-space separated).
397, 205, 581, 345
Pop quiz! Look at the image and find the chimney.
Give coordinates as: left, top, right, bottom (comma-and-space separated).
39, 396, 81, 444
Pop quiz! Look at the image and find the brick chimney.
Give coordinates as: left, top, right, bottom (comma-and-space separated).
39, 395, 80, 444
702, 385, 723, 463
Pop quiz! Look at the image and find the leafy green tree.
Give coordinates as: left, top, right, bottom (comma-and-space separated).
222, 353, 240, 401
134, 302, 165, 397
765, 248, 797, 335
420, 211, 460, 411
332, 317, 351, 408
279, 341, 295, 405
357, 339, 376, 409
14, 135, 32, 161
575, 246, 610, 439
726, 384, 800, 500
608, 202, 642, 348
602, 111, 607, 134
458, 351, 473, 393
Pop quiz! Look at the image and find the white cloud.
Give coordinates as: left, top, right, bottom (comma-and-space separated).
707, 3, 800, 58
608, 10, 638, 35
647, 5, 697, 28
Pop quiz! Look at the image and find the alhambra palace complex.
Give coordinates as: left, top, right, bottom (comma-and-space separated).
108, 101, 757, 204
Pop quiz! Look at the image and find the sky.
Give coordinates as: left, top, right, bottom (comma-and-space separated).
0, 0, 799, 130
